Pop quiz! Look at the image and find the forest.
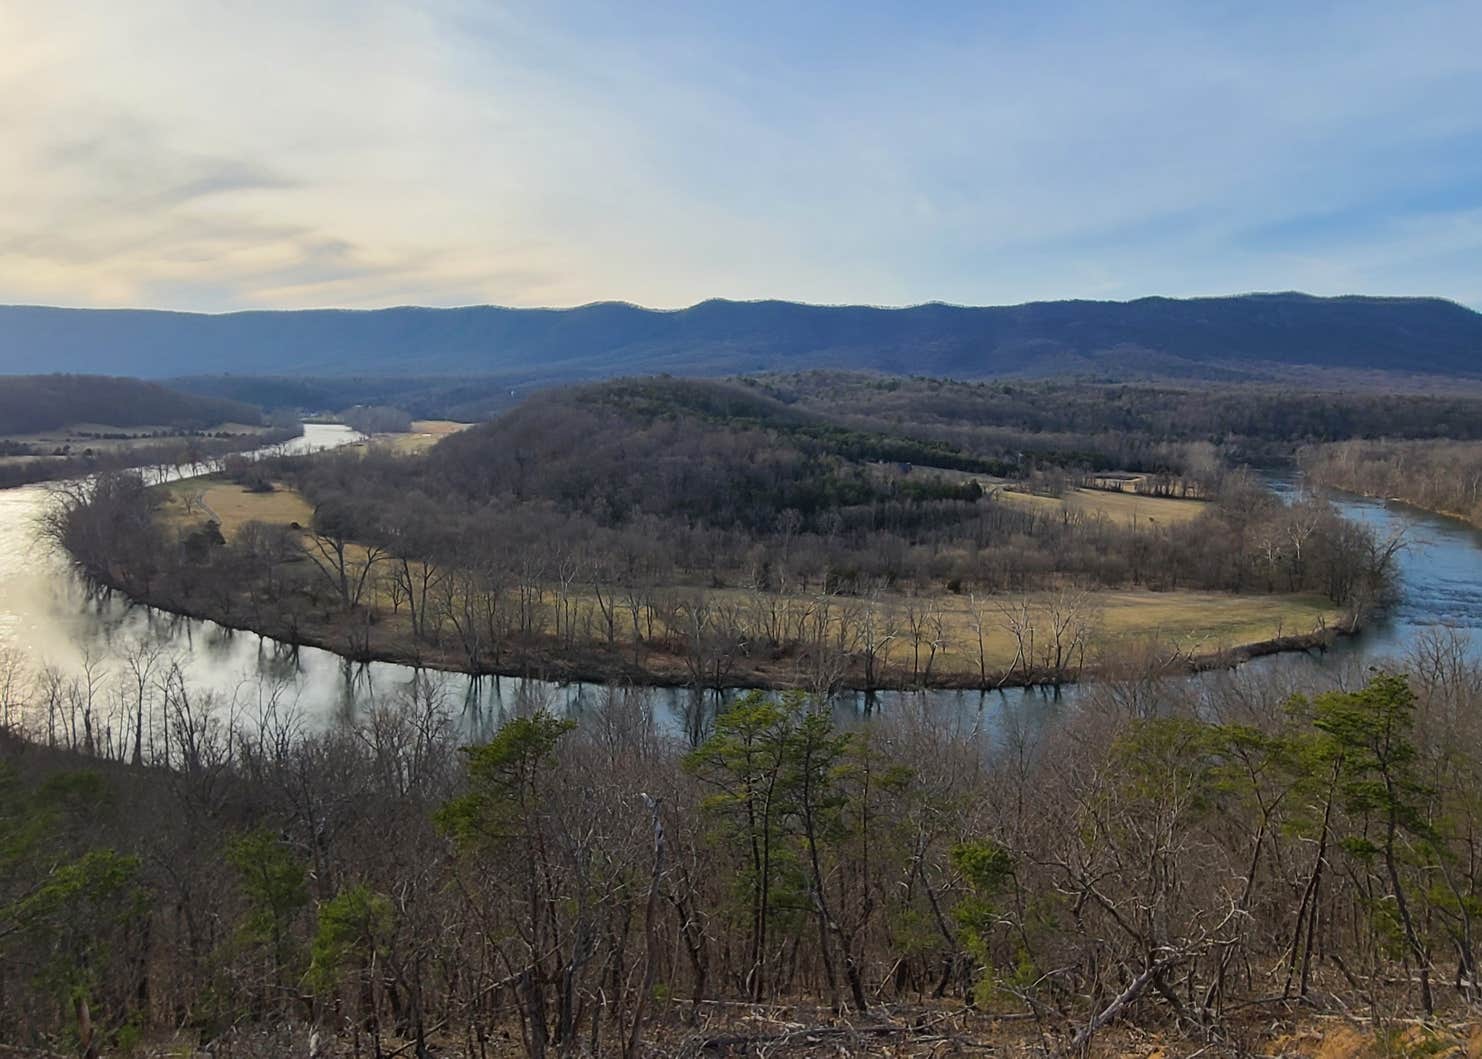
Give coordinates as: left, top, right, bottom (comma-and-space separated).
0, 375, 263, 436
1301, 439, 1482, 527
3, 638, 1481, 1056
0, 374, 293, 488
44, 376, 1404, 694
172, 374, 530, 423
172, 369, 1482, 441
14, 371, 1482, 1057
747, 373, 1482, 466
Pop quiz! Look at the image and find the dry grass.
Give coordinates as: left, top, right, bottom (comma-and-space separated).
1078, 587, 1335, 652
881, 464, 1208, 528
994, 484, 1208, 526
410, 419, 469, 436
1269, 1020, 1482, 1058
163, 480, 313, 538
369, 434, 438, 454
700, 585, 1338, 677
356, 420, 472, 455
126, 1012, 1482, 1058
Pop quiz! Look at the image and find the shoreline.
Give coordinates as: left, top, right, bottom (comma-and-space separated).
82, 566, 1357, 695
1301, 478, 1482, 531
0, 426, 306, 491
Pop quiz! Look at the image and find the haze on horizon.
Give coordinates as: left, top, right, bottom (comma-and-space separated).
4, 1, 1481, 314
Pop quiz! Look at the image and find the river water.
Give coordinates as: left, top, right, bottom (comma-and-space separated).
2, 433, 1478, 742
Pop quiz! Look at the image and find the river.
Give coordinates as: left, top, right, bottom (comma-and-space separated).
2, 434, 1478, 742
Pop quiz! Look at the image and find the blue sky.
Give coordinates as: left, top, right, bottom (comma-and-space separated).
3, 1, 1481, 311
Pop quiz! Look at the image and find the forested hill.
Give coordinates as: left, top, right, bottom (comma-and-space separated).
0, 374, 262, 434
423, 374, 1482, 508
1, 292, 1480, 383
418, 377, 1011, 534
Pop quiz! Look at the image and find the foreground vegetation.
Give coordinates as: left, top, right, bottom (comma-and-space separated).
5, 643, 1482, 1055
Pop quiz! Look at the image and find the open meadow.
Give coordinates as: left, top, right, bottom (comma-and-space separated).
990, 481, 1209, 526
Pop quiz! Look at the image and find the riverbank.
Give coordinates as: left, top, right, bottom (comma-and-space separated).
0, 428, 1462, 743
74, 555, 1354, 694
45, 475, 1351, 693
1314, 483, 1482, 530
1298, 440, 1482, 532
0, 424, 304, 489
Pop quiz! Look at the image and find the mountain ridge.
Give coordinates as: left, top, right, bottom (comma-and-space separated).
1, 291, 1478, 383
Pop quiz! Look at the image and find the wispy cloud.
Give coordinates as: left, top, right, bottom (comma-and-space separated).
1, 0, 1479, 310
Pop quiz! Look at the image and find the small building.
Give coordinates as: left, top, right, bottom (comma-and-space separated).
1086, 472, 1146, 492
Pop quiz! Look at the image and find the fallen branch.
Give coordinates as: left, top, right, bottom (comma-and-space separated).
683, 1022, 907, 1057
1067, 954, 1184, 1055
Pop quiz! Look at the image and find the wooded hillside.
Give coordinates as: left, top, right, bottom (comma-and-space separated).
4, 656, 1481, 1056
0, 374, 262, 435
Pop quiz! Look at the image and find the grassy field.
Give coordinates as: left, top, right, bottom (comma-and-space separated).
358, 419, 472, 455
992, 484, 1208, 526
1057, 587, 1334, 653
162, 480, 313, 537
158, 477, 1339, 681
0, 421, 273, 467
410, 419, 470, 436
702, 585, 1337, 677
881, 464, 1209, 527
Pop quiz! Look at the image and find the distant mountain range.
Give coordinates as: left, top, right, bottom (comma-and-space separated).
1, 292, 1479, 385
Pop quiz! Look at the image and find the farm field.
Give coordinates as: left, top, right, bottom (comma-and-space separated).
356, 418, 472, 454
163, 480, 314, 536
992, 483, 1208, 525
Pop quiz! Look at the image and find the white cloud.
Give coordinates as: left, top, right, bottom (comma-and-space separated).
0, 0, 1479, 310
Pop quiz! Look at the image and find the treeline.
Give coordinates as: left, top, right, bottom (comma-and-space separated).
4, 641, 1482, 1055
171, 373, 529, 422
340, 405, 414, 435
1302, 439, 1482, 525
51, 459, 1394, 693
0, 374, 263, 435
753, 372, 1482, 473
171, 370, 1482, 464
275, 379, 1391, 609
0, 426, 302, 490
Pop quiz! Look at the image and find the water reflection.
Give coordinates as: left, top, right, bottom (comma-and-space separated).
4, 448, 1482, 745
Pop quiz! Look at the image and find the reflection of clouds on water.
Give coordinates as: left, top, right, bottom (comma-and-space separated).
5, 457, 1482, 744
1275, 472, 1482, 655
1369, 507, 1482, 640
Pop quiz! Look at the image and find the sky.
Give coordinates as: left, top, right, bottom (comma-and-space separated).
3, 1, 1481, 312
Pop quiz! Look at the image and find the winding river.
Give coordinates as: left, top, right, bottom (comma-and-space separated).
2, 429, 1479, 742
